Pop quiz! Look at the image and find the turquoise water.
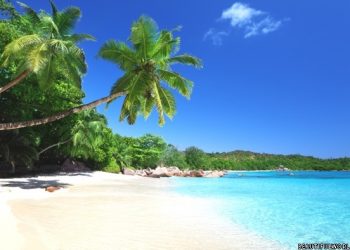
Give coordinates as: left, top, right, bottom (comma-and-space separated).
172, 171, 350, 249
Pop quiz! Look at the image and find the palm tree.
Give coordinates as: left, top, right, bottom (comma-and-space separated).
0, 0, 93, 94
38, 109, 105, 158
99, 16, 202, 125
0, 16, 201, 130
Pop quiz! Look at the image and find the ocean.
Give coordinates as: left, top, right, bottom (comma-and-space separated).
172, 171, 350, 249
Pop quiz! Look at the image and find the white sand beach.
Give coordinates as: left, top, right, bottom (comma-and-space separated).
0, 172, 282, 250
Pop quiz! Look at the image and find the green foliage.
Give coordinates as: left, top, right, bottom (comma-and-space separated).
99, 16, 202, 126
1, 1, 348, 174
127, 134, 166, 169
200, 151, 350, 171
0, 0, 19, 19
102, 163, 121, 174
184, 146, 207, 169
0, 130, 37, 172
160, 144, 188, 169
0, 0, 92, 90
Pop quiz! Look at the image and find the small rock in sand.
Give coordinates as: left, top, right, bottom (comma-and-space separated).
45, 186, 61, 192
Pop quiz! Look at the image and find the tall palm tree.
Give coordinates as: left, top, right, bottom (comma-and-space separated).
0, 16, 201, 131
99, 16, 202, 125
0, 0, 94, 94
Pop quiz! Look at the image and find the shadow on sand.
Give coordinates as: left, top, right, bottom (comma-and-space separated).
0, 179, 71, 190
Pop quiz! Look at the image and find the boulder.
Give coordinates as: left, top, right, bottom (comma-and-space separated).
152, 167, 171, 177
165, 167, 182, 177
61, 159, 90, 172
124, 168, 135, 176
134, 170, 146, 176
45, 186, 60, 192
204, 170, 225, 178
189, 170, 205, 177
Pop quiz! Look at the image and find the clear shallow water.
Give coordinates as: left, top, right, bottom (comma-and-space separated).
172, 171, 350, 249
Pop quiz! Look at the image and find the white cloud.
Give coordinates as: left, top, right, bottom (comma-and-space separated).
220, 2, 284, 38
244, 17, 282, 38
221, 2, 263, 27
204, 29, 229, 46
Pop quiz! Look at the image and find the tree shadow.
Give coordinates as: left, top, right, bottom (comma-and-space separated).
1, 179, 71, 189
60, 172, 93, 177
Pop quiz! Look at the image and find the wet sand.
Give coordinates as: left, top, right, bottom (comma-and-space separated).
0, 172, 282, 250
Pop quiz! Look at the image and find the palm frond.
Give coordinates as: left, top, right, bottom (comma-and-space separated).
109, 72, 135, 96
49, 0, 58, 20
16, 1, 40, 24
141, 97, 155, 119
119, 96, 141, 125
152, 30, 180, 58
99, 40, 137, 71
128, 72, 151, 101
151, 81, 165, 125
59, 56, 83, 88
130, 16, 157, 58
1, 34, 42, 66
37, 54, 56, 89
56, 7, 81, 35
68, 33, 96, 43
40, 15, 60, 37
27, 42, 48, 72
157, 86, 176, 119
158, 69, 193, 98
168, 54, 202, 68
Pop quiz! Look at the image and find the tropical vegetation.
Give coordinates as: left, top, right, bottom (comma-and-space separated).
0, 0, 349, 176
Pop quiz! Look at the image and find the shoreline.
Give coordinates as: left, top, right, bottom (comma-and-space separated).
0, 172, 282, 250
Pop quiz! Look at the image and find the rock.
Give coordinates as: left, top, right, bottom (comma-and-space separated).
181, 170, 191, 177
166, 166, 182, 176
152, 167, 171, 177
145, 168, 153, 175
61, 159, 91, 172
124, 168, 135, 176
204, 170, 225, 178
189, 170, 205, 177
45, 186, 60, 192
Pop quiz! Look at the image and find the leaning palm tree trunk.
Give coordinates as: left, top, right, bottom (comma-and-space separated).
0, 70, 30, 94
38, 138, 72, 156
0, 92, 125, 131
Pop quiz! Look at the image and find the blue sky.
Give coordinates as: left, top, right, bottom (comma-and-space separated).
19, 0, 350, 158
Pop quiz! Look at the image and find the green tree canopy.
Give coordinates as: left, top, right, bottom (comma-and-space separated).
184, 146, 206, 169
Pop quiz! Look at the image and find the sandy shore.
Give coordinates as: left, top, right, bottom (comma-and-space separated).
0, 172, 282, 250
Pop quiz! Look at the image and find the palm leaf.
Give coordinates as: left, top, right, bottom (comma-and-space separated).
109, 72, 135, 96
49, 0, 58, 20
152, 30, 180, 58
99, 40, 137, 71
37, 54, 55, 89
141, 97, 155, 118
157, 86, 176, 118
168, 54, 202, 68
55, 7, 81, 35
151, 81, 165, 125
68, 33, 96, 43
27, 42, 48, 72
158, 69, 193, 98
16, 1, 40, 24
130, 16, 157, 58
1, 34, 42, 66
40, 15, 60, 37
